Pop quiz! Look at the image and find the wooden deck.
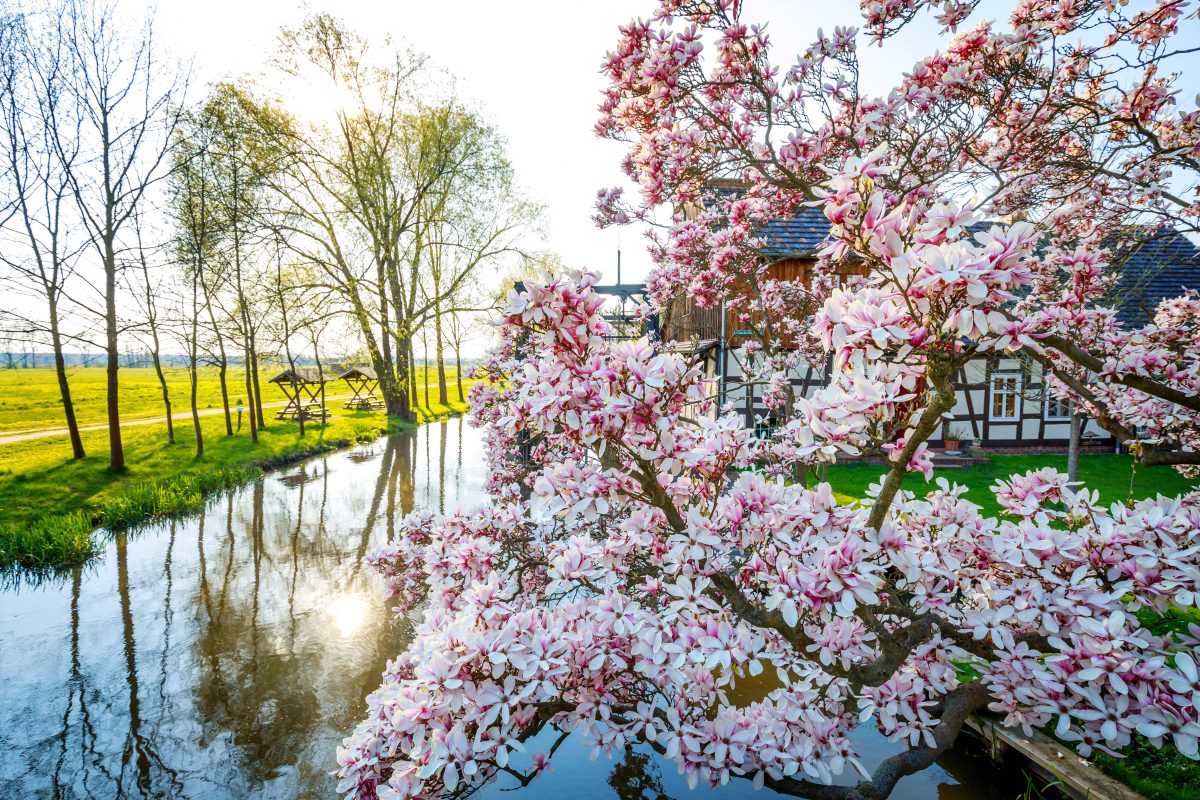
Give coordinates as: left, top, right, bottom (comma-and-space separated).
964, 716, 1146, 800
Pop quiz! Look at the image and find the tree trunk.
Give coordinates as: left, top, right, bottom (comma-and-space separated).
386, 256, 410, 407
249, 339, 265, 428
313, 339, 325, 425
399, 342, 412, 419
435, 308, 448, 406
190, 356, 203, 457
454, 339, 464, 403
139, 256, 174, 446
407, 337, 418, 410
422, 331, 431, 411
190, 275, 204, 457
293, 364, 304, 438
49, 300, 85, 459
104, 235, 124, 471
346, 283, 408, 419
391, 330, 414, 422
377, 267, 395, 396
151, 347, 173, 445
243, 335, 258, 444
1068, 411, 1083, 482
217, 358, 232, 435
202, 289, 233, 436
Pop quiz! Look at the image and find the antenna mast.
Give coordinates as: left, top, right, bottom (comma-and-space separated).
616, 233, 622, 286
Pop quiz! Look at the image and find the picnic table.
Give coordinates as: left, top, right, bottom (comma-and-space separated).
269, 368, 331, 421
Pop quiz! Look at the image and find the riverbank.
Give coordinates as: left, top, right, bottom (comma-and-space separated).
0, 396, 469, 570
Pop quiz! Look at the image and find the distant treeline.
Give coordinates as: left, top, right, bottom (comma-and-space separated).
0, 353, 481, 370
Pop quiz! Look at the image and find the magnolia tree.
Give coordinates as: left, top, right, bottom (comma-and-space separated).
336, 2, 1200, 799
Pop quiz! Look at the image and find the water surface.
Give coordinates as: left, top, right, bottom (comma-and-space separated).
1, 419, 1017, 799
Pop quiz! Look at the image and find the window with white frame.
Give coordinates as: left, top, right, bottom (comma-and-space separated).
1045, 394, 1071, 421
990, 373, 1021, 420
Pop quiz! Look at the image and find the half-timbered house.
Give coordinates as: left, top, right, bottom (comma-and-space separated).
656, 209, 1200, 451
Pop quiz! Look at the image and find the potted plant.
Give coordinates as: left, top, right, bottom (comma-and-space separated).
943, 424, 970, 454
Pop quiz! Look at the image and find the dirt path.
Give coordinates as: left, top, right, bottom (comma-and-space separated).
0, 386, 451, 446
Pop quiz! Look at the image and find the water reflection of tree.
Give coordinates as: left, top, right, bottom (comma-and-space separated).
438, 420, 448, 513
193, 471, 321, 784
8, 426, 475, 799
189, 441, 428, 794
359, 437, 397, 561
609, 748, 671, 800
47, 568, 116, 797
455, 414, 464, 499
116, 531, 185, 796
36, 525, 184, 799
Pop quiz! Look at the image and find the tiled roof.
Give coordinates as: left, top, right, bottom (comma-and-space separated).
759, 205, 832, 257
755, 205, 993, 257
1107, 228, 1200, 326
745, 201, 1200, 325
701, 185, 832, 257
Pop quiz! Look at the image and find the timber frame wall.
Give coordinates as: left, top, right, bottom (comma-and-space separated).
716, 347, 1114, 448
658, 257, 1114, 450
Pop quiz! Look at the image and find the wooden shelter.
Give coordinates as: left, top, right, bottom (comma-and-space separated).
269, 367, 331, 421
338, 366, 386, 411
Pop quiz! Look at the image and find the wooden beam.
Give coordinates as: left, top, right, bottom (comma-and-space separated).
958, 366, 981, 440
963, 716, 1147, 800
983, 356, 993, 443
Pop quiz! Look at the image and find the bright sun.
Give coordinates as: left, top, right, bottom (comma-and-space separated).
327, 593, 371, 637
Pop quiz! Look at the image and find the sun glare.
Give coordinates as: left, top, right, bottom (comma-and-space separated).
327, 593, 371, 637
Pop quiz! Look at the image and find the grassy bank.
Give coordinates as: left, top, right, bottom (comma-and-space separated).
0, 365, 464, 432
0, 394, 470, 570
825, 452, 1199, 800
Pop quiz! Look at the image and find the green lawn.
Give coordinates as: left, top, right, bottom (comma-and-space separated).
824, 451, 1199, 800
0, 365, 463, 432
822, 452, 1199, 515
0, 386, 471, 570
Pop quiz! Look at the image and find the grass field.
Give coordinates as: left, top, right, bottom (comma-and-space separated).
0, 365, 464, 432
822, 452, 1199, 515
0, 365, 472, 570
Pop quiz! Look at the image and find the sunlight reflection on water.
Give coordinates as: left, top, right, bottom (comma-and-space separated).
328, 593, 372, 637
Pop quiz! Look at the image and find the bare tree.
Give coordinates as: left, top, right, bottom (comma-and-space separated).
126, 212, 172, 443
169, 102, 223, 456
0, 8, 86, 458
50, 0, 185, 470
444, 307, 470, 403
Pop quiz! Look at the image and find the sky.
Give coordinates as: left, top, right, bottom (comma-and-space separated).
143, 0, 949, 289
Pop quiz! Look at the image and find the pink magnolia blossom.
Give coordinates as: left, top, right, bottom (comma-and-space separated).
340, 1, 1200, 796
338, 273, 1200, 800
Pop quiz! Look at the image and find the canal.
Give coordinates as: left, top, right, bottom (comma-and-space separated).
1, 419, 1022, 799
